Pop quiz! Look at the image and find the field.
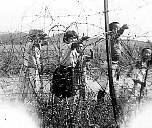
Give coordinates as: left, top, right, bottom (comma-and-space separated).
1, 68, 152, 128
0, 35, 152, 128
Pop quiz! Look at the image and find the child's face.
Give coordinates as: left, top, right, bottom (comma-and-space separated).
142, 49, 152, 60
113, 23, 121, 33
77, 44, 83, 53
68, 37, 77, 43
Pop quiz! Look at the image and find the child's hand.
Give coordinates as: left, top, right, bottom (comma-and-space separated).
122, 24, 129, 29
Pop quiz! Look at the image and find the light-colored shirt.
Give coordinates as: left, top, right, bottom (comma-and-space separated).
24, 41, 41, 69
61, 48, 80, 67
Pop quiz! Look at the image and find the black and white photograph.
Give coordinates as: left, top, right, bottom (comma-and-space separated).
0, 0, 152, 127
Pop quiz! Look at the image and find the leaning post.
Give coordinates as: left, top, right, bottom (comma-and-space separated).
103, 0, 119, 125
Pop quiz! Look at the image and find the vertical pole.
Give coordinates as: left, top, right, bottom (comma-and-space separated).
104, 0, 118, 124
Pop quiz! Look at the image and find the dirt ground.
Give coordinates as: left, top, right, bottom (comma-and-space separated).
0, 72, 152, 127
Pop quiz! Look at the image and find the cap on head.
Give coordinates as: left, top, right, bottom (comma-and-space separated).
63, 30, 78, 43
141, 47, 152, 54
141, 47, 152, 60
109, 22, 120, 31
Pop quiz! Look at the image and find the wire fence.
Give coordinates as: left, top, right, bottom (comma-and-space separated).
1, 1, 152, 127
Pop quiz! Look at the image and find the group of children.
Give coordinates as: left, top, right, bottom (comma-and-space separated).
24, 22, 152, 100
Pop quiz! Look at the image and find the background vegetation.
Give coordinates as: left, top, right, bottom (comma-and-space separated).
0, 31, 152, 127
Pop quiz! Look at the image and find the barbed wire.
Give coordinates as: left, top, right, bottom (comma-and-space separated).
1, 2, 152, 128
1, 0, 152, 104
19, 0, 152, 42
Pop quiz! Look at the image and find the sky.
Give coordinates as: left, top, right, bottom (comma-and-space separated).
1, 0, 152, 41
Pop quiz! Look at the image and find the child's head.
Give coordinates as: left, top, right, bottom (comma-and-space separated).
109, 22, 120, 33
141, 48, 152, 61
71, 42, 83, 53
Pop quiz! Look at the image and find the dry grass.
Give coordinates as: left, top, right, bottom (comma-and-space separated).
0, 38, 152, 127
